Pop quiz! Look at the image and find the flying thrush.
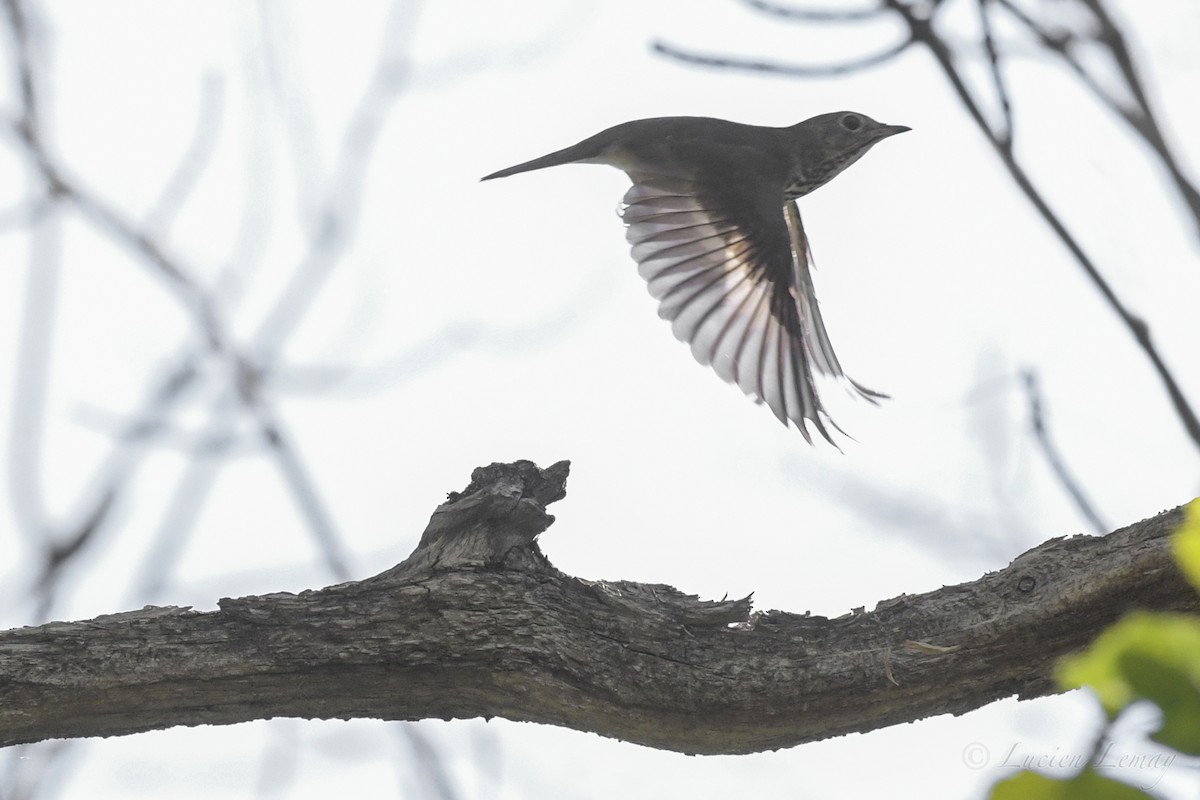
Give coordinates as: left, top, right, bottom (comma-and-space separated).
481, 112, 908, 444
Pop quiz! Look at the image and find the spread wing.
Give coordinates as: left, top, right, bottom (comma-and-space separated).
784, 201, 887, 403
620, 175, 880, 444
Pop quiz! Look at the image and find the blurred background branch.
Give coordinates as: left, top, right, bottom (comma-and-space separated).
0, 0, 448, 796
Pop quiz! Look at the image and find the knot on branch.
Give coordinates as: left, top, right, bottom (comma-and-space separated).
447, 459, 569, 508
380, 460, 570, 579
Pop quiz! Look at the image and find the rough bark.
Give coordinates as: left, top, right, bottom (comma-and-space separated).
0, 460, 1195, 754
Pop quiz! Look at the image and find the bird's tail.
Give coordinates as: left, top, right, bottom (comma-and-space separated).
480, 135, 606, 181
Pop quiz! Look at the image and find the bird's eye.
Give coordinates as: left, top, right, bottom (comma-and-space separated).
840, 114, 862, 131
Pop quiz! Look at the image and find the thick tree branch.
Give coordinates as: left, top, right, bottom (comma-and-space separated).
1, 461, 1195, 754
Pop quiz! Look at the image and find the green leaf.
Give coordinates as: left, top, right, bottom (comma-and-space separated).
989, 768, 1154, 799
1172, 498, 1200, 591
1120, 652, 1200, 755
1058, 612, 1200, 754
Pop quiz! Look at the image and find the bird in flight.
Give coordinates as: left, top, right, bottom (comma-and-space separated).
482, 112, 908, 444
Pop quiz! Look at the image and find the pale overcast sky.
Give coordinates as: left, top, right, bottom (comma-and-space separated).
2, 1, 1198, 798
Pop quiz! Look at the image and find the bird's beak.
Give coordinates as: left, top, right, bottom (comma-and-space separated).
880, 124, 911, 138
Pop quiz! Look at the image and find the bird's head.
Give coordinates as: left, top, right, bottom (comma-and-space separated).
785, 111, 909, 198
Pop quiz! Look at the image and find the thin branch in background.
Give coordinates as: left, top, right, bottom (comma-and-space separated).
398, 724, 462, 800
5, 62, 230, 350
3, 0, 40, 137
977, 0, 1013, 149
125, 387, 255, 604
250, 394, 352, 581
120, 358, 204, 441
882, 0, 1200, 451
7, 191, 64, 547
253, 722, 302, 800
1021, 369, 1109, 534
270, 263, 615, 397
0, 0, 124, 623
33, 488, 116, 618
210, 31, 276, 304
256, 0, 324, 225
738, 0, 889, 23
129, 388, 349, 599
13, 353, 206, 620
46, 176, 228, 350
3, 0, 241, 627
3, 0, 507, 625
651, 36, 913, 77
0, 739, 75, 800
653, 0, 1200, 453
132, 443, 223, 601
0, 4, 353, 791
250, 0, 423, 358
4, 0, 57, 547
0, 196, 50, 230
5, 0, 555, 631
1, 5, 361, 607
993, 0, 1200, 240
143, 72, 227, 238
1, 1, 449, 794
1078, 0, 1200, 240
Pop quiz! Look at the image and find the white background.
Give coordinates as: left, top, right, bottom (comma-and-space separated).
2, 1, 1198, 797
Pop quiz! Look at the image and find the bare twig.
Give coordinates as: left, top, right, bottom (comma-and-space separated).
0, 1, 434, 795
1079, 0, 1200, 239
133, 442, 224, 601
251, 0, 422, 358
399, 725, 462, 800
740, 0, 889, 23
3, 0, 39, 137
651, 36, 913, 77
144, 73, 227, 238
1021, 370, 1109, 534
977, 0, 1013, 149
994, 0, 1200, 239
250, 392, 352, 580
882, 0, 1200, 450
